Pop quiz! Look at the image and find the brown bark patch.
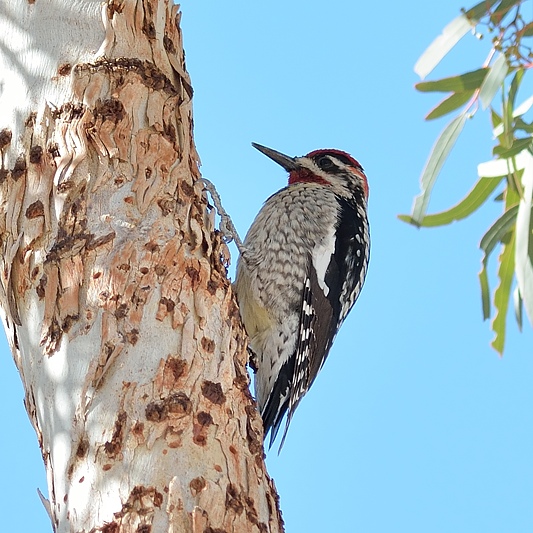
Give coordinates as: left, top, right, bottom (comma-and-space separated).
58, 63, 72, 76
76, 58, 179, 96
132, 422, 145, 438
189, 476, 206, 496
124, 328, 139, 345
167, 392, 191, 416
25, 200, 44, 219
99, 522, 119, 533
146, 392, 191, 423
0, 128, 12, 149
76, 439, 89, 459
160, 296, 175, 312
36, 274, 47, 299
94, 98, 125, 123
86, 231, 116, 251
180, 180, 195, 198
41, 318, 62, 355
101, 523, 119, 533
154, 264, 167, 276
225, 483, 244, 515
157, 197, 174, 215
107, 0, 123, 17
29, 145, 43, 164
164, 356, 186, 382
245, 405, 264, 456
25, 112, 36, 127
193, 411, 213, 446
163, 35, 176, 54
201, 337, 215, 353
206, 279, 219, 296
201, 381, 226, 405
145, 401, 168, 422
12, 156, 27, 180
104, 411, 127, 459
47, 142, 60, 158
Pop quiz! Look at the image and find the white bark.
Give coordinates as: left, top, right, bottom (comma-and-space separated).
0, 1, 284, 531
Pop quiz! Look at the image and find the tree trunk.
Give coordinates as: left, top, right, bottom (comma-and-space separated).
0, 1, 283, 531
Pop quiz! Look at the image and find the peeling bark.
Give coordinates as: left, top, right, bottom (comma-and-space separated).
0, 1, 284, 532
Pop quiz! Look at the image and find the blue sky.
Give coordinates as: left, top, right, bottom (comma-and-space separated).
2, 1, 533, 531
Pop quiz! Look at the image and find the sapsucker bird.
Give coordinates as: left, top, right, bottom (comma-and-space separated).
233, 143, 370, 448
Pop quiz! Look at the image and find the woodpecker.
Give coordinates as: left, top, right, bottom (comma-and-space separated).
233, 143, 370, 448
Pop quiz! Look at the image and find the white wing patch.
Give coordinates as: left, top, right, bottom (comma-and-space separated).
311, 226, 336, 297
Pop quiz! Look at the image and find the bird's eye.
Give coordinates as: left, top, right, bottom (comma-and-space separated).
317, 156, 334, 170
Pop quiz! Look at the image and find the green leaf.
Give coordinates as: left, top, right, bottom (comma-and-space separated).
491, 109, 503, 129
491, 229, 515, 354
479, 53, 508, 110
514, 152, 533, 327
509, 69, 524, 109
493, 138, 533, 158
522, 22, 533, 37
416, 68, 488, 93
426, 91, 474, 120
515, 118, 533, 134
464, 0, 502, 21
478, 203, 517, 320
502, 70, 524, 146
409, 113, 468, 225
492, 93, 533, 137
490, 0, 521, 24
410, 176, 504, 227
479, 261, 491, 319
480, 205, 518, 256
397, 214, 417, 225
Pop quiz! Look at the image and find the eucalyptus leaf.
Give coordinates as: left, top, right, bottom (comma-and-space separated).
416, 69, 488, 93
479, 205, 518, 256
504, 70, 524, 145
410, 113, 468, 225
523, 22, 533, 37
491, 230, 515, 354
515, 118, 533, 134
415, 0, 500, 79
414, 15, 474, 79
490, 0, 521, 25
479, 53, 508, 110
412, 176, 503, 227
426, 91, 474, 120
464, 0, 502, 21
508, 69, 524, 110
397, 215, 417, 225
491, 108, 503, 129
493, 98, 533, 136
479, 263, 491, 319
514, 152, 533, 327
493, 138, 533, 158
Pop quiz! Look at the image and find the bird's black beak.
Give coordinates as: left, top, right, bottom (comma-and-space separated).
252, 143, 298, 171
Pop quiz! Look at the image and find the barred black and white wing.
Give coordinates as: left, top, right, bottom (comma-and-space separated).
278, 197, 370, 448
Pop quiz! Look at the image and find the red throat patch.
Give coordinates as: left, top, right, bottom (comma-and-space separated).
288, 168, 329, 185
